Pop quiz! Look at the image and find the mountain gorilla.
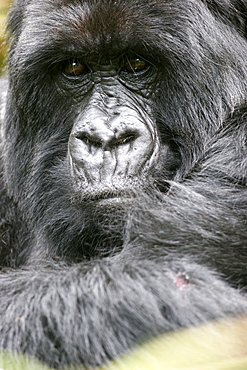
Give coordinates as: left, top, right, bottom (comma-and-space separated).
0, 0, 247, 368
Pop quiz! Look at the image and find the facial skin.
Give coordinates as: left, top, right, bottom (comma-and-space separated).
67, 63, 160, 201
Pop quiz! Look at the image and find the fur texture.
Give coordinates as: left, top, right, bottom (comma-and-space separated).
0, 0, 246, 368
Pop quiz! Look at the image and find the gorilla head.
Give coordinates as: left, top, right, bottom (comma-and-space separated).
0, 0, 246, 368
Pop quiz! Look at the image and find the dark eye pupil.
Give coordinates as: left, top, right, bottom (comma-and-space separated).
124, 58, 148, 73
62, 59, 86, 76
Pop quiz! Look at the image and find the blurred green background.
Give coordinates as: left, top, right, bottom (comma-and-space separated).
0, 0, 11, 74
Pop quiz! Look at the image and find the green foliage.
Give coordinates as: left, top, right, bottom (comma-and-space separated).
0, 352, 52, 370
0, 0, 10, 74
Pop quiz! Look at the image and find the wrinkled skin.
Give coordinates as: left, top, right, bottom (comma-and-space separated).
0, 0, 247, 368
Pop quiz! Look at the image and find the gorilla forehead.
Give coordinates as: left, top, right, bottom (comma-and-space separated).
12, 0, 188, 59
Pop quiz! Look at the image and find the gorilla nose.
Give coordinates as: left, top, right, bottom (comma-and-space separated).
69, 104, 158, 181
76, 129, 138, 151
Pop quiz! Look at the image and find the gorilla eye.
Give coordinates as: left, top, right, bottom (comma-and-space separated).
62, 59, 89, 77
124, 58, 149, 73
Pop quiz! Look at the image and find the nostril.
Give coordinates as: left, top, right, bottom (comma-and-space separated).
109, 130, 139, 149
117, 132, 137, 145
76, 133, 103, 148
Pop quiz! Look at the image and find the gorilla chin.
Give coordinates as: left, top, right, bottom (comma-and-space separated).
0, 0, 246, 369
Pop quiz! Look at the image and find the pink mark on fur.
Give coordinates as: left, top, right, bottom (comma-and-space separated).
175, 273, 190, 288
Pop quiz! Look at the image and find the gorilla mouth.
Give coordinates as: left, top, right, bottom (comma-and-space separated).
85, 189, 134, 203
97, 196, 133, 206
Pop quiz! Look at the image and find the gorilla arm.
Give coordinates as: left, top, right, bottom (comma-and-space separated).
0, 256, 247, 368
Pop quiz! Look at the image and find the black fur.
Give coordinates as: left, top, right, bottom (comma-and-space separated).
0, 0, 247, 368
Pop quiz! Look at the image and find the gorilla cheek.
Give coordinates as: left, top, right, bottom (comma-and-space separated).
68, 102, 161, 197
